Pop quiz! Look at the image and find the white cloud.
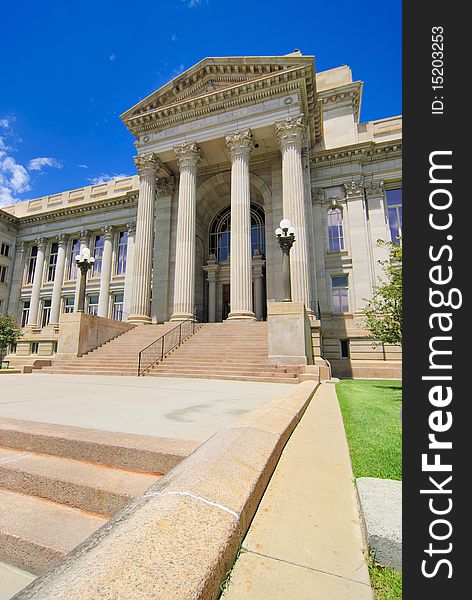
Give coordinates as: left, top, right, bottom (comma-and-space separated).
28, 157, 63, 171
109, 53, 116, 61
185, 0, 202, 6
171, 33, 177, 42
0, 156, 31, 206
87, 172, 131, 185
78, 164, 88, 169
0, 117, 31, 206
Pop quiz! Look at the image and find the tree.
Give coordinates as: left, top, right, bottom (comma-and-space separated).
363, 241, 402, 346
0, 313, 21, 359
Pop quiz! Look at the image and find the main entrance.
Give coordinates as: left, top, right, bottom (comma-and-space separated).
202, 203, 267, 322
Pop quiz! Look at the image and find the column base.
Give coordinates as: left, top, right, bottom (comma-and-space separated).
127, 315, 153, 324
226, 310, 256, 321
170, 312, 195, 322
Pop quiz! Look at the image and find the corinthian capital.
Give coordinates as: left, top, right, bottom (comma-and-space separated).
134, 152, 162, 176
225, 128, 254, 159
364, 180, 384, 197
173, 142, 201, 170
34, 237, 47, 250
343, 179, 364, 198
156, 177, 175, 197
275, 114, 305, 150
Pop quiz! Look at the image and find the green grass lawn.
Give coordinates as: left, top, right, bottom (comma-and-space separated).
336, 379, 402, 480
369, 561, 402, 600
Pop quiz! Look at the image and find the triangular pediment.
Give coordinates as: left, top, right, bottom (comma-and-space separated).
121, 54, 315, 121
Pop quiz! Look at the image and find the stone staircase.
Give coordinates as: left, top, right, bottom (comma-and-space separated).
0, 417, 197, 585
146, 322, 303, 383
38, 321, 306, 382
43, 323, 176, 376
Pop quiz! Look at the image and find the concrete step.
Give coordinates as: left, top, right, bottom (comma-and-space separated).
0, 447, 159, 517
156, 362, 301, 373
147, 372, 299, 383
0, 418, 199, 474
0, 488, 106, 575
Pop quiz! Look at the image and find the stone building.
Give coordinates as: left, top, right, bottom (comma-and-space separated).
0, 52, 402, 377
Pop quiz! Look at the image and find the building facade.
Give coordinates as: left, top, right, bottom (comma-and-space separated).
0, 53, 402, 375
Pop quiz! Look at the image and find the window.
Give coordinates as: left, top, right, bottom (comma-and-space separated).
41, 299, 52, 327
209, 204, 265, 262
30, 342, 39, 355
386, 188, 402, 243
68, 239, 80, 280
92, 235, 104, 277
117, 231, 128, 275
52, 341, 58, 354
0, 242, 10, 257
331, 276, 349, 313
47, 242, 58, 282
9, 342, 17, 354
113, 293, 124, 320
0, 265, 7, 283
27, 245, 38, 284
21, 301, 30, 327
87, 294, 99, 316
63, 297, 74, 314
327, 207, 344, 252
340, 339, 350, 359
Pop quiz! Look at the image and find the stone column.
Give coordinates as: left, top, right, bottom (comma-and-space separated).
123, 221, 136, 321
253, 250, 265, 321
128, 153, 161, 323
275, 115, 312, 314
7, 241, 26, 321
98, 226, 115, 318
225, 129, 255, 320
171, 142, 201, 321
49, 234, 68, 325
27, 237, 46, 327
74, 230, 90, 311
204, 257, 219, 323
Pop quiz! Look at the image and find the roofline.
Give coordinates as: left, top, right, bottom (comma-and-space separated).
120, 55, 315, 121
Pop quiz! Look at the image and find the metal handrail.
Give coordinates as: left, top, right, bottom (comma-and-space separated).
137, 316, 203, 376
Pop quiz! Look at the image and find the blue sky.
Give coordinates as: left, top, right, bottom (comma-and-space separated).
0, 0, 401, 207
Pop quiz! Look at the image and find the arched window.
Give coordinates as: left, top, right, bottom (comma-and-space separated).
327, 207, 344, 252
209, 204, 265, 261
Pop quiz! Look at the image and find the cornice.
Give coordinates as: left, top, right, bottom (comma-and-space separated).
316, 81, 363, 120
15, 193, 138, 227
310, 140, 402, 169
0, 208, 20, 228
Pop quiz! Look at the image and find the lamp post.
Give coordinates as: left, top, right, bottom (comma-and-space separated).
275, 219, 296, 302
75, 247, 95, 313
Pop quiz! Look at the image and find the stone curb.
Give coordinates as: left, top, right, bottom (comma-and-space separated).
12, 380, 318, 600
356, 477, 402, 571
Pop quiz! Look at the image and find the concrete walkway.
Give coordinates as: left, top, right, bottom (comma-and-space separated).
0, 374, 288, 442
222, 383, 373, 599
0, 562, 35, 600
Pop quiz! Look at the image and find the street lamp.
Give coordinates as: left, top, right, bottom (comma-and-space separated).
275, 218, 296, 302
75, 247, 95, 313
